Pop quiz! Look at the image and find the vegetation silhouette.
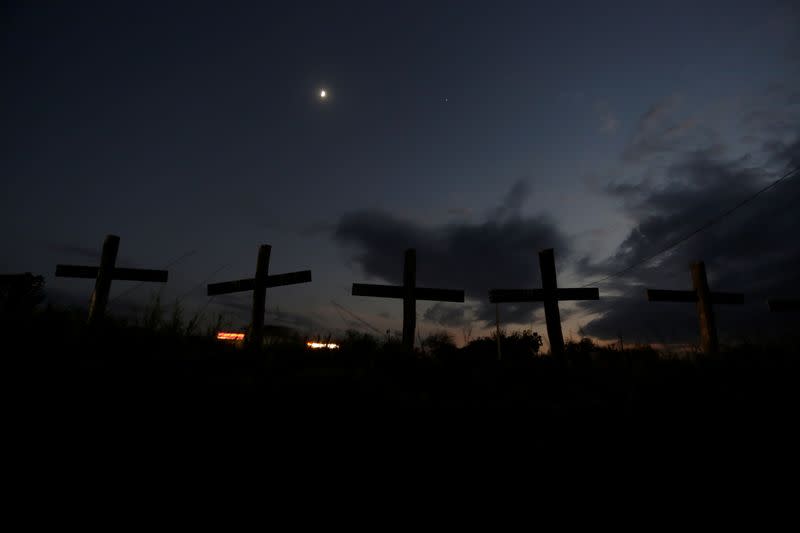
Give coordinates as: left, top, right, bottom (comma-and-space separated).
4, 286, 796, 416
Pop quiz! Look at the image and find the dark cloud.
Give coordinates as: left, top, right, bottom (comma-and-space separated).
48, 242, 142, 267
594, 100, 619, 134
622, 95, 720, 163
578, 117, 800, 343
423, 303, 467, 328
446, 207, 473, 217
49, 244, 100, 262
334, 180, 570, 327
502, 181, 530, 212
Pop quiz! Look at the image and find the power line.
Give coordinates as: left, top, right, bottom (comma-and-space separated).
330, 299, 382, 335
174, 263, 229, 302
580, 165, 799, 288
107, 249, 197, 309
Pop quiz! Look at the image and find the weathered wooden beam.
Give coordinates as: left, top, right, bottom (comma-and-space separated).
415, 287, 465, 302
55, 265, 99, 279
352, 283, 404, 298
266, 270, 312, 288
249, 244, 271, 350
209, 270, 312, 296
647, 288, 743, 305
351, 248, 463, 352
56, 265, 167, 282
646, 262, 743, 355
206, 245, 311, 350
403, 249, 416, 352
539, 248, 565, 358
88, 235, 119, 326
207, 278, 256, 296
691, 262, 718, 355
769, 299, 800, 312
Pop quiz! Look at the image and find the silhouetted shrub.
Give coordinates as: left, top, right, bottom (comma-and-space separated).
1, 273, 45, 316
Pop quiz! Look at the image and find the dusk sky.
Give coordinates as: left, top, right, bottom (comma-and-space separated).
2, 1, 798, 347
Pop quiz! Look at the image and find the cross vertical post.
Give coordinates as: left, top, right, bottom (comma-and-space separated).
352, 249, 465, 353
495, 303, 502, 361
646, 261, 743, 355
207, 244, 311, 351
88, 235, 120, 326
489, 248, 599, 361
250, 245, 271, 350
539, 248, 565, 358
691, 262, 718, 355
402, 249, 416, 352
56, 234, 169, 325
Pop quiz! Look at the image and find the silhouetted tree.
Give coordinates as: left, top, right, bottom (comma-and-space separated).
1, 273, 45, 316
461, 328, 544, 362
421, 330, 457, 359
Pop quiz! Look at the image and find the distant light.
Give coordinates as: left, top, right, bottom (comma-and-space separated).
217, 332, 245, 341
306, 341, 339, 349
320, 89, 327, 99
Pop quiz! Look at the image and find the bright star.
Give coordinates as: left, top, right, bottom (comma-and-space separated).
320, 89, 327, 99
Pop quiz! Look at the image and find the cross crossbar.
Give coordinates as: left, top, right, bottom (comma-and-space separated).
647, 289, 743, 305
205, 245, 311, 349
56, 265, 168, 282
207, 278, 255, 296
208, 270, 312, 296
351, 249, 464, 351
53, 235, 168, 325
266, 270, 312, 288
353, 283, 464, 302
769, 299, 800, 312
488, 248, 598, 358
646, 261, 743, 354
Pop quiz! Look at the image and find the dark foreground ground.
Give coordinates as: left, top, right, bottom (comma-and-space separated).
10, 312, 799, 421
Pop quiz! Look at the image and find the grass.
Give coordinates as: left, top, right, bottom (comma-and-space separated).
5, 292, 799, 414
3, 310, 797, 418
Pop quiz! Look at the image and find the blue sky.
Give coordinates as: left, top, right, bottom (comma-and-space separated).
2, 1, 798, 346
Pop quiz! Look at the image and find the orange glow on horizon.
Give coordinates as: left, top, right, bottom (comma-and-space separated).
306, 341, 340, 349
217, 332, 245, 341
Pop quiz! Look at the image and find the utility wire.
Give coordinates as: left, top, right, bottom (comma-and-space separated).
174, 263, 229, 302
330, 299, 382, 335
579, 165, 799, 288
107, 249, 197, 309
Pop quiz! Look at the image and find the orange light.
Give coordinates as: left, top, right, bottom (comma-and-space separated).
217, 332, 245, 341
306, 341, 340, 349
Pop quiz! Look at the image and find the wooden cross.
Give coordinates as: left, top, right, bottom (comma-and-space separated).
207, 244, 311, 349
489, 248, 599, 358
55, 234, 168, 325
768, 299, 800, 312
646, 261, 743, 354
352, 248, 465, 352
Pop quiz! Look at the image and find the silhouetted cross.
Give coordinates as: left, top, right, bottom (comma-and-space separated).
352, 248, 464, 352
56, 234, 168, 325
647, 261, 743, 354
207, 244, 311, 349
490, 248, 599, 358
768, 299, 800, 312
